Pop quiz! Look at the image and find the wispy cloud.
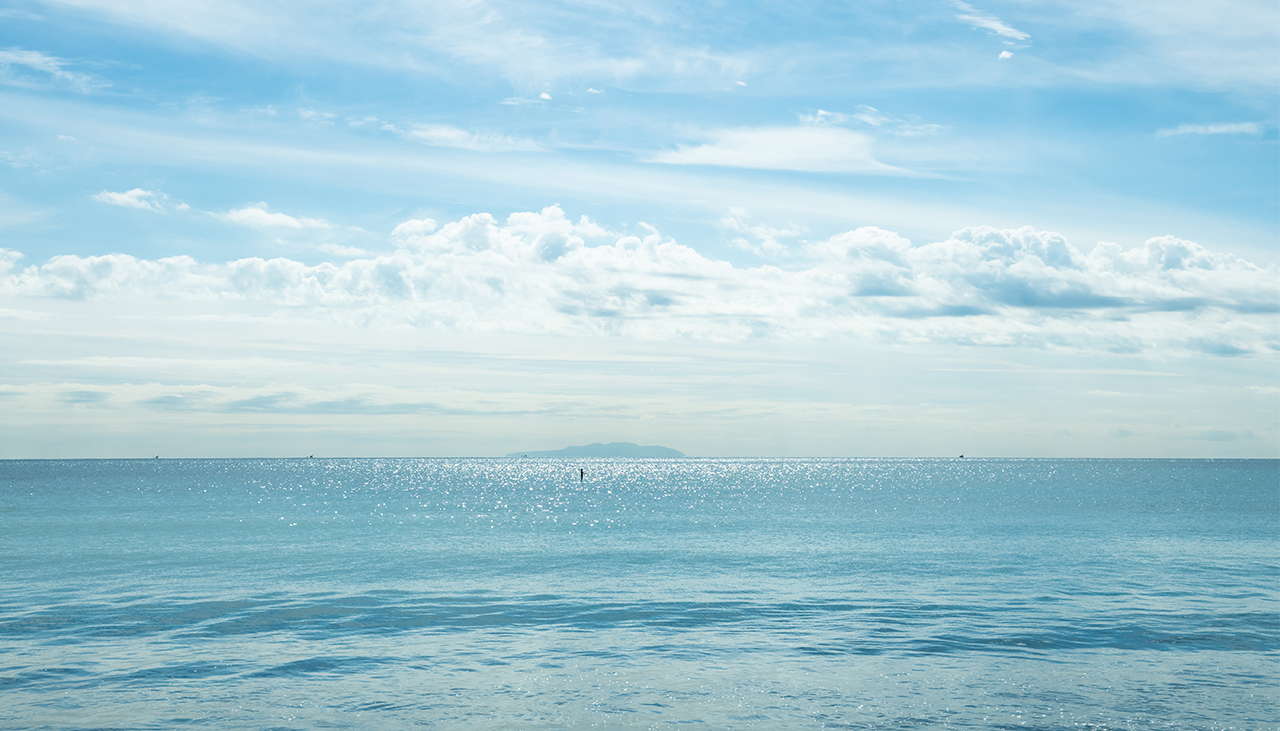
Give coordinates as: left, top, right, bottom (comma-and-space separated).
409, 124, 542, 152
1156, 122, 1262, 137
92, 188, 189, 213
952, 1, 1029, 41
1194, 429, 1256, 442
314, 243, 371, 258
649, 125, 908, 174
800, 108, 944, 138
215, 204, 331, 229
0, 48, 103, 92
297, 107, 337, 122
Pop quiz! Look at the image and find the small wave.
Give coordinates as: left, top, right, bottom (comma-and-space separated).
3, 592, 1275, 656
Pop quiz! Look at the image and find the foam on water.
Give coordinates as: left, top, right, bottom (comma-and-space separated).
1, 458, 1276, 729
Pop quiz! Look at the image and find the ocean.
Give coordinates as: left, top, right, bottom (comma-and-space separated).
1, 458, 1276, 729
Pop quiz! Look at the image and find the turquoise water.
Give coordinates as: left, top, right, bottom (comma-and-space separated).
1, 458, 1276, 729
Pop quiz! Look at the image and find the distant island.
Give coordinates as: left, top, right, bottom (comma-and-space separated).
507, 442, 685, 458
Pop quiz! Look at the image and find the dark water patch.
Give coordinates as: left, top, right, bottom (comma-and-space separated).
0, 665, 94, 690
246, 655, 394, 678
349, 700, 420, 712
4, 593, 1276, 657
115, 660, 243, 685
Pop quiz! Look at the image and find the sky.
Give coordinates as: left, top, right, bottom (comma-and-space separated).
0, 0, 1276, 458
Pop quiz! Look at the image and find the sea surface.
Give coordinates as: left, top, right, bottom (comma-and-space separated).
1, 458, 1276, 729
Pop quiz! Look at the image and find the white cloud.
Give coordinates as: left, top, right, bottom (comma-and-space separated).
539, 92, 551, 100
0, 248, 22, 276
801, 107, 944, 138
92, 188, 189, 213
314, 243, 372, 258
718, 208, 803, 257
391, 218, 438, 240
952, 1, 1030, 41
649, 125, 909, 174
0, 48, 102, 92
1076, 0, 1277, 90
587, 88, 603, 94
93, 188, 160, 211
297, 107, 336, 121
999, 51, 1014, 60
409, 124, 542, 152
216, 204, 331, 229
1156, 122, 1262, 137
2, 208, 1274, 356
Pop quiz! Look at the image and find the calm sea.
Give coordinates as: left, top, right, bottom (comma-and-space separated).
1, 458, 1276, 729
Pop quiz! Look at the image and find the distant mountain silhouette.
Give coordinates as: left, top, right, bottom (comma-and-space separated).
507, 442, 685, 458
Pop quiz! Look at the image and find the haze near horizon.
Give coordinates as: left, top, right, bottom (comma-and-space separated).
0, 0, 1276, 458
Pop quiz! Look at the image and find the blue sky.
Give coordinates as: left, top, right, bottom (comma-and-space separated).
0, 0, 1276, 457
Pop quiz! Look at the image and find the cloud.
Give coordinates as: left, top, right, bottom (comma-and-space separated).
60, 390, 108, 404
1195, 429, 1256, 442
215, 204, 331, 229
391, 218, 437, 241
999, 51, 1013, 60
718, 208, 803, 257
1, 208, 1275, 355
314, 243, 371, 258
952, 1, 1030, 41
1076, 0, 1277, 90
539, 92, 551, 100
348, 115, 398, 132
92, 188, 189, 213
1156, 123, 1262, 137
0, 248, 22, 277
649, 125, 909, 174
409, 124, 542, 152
0, 48, 102, 92
801, 107, 944, 138
297, 107, 336, 122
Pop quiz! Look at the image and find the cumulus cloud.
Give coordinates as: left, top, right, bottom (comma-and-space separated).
215, 204, 331, 229
409, 124, 542, 152
719, 208, 804, 257
649, 125, 909, 174
0, 248, 22, 277
1, 208, 1275, 355
391, 218, 438, 241
92, 188, 189, 213
1156, 122, 1262, 137
999, 50, 1014, 59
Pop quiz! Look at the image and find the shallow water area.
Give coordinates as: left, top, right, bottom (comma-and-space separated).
1, 458, 1276, 729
